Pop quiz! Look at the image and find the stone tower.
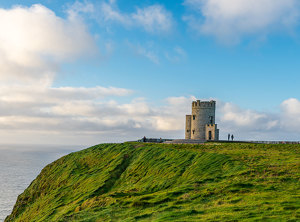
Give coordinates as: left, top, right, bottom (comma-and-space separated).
185, 100, 219, 141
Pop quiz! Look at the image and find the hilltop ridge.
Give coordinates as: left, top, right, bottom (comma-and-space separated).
6, 142, 300, 221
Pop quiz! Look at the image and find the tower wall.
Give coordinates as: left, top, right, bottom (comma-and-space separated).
190, 100, 216, 140
185, 115, 191, 139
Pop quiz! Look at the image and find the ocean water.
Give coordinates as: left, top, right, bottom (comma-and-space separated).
0, 144, 84, 222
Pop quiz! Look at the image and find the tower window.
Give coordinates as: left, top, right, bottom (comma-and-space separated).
193, 115, 196, 120
192, 130, 195, 134
209, 116, 213, 124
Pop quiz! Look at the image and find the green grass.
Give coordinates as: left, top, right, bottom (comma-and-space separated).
5, 142, 300, 221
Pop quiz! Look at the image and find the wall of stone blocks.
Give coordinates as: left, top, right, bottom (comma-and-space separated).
191, 100, 216, 140
185, 100, 219, 141
205, 124, 219, 141
185, 115, 191, 139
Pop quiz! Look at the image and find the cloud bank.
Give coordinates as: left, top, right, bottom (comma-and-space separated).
1, 85, 300, 145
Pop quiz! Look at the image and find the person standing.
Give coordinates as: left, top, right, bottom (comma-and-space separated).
228, 134, 230, 141
231, 134, 234, 141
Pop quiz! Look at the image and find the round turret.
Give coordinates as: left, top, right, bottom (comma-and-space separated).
190, 100, 216, 140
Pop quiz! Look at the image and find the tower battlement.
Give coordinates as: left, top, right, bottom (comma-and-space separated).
206, 124, 217, 127
192, 100, 216, 108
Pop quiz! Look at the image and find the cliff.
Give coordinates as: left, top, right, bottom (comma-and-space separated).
6, 142, 300, 221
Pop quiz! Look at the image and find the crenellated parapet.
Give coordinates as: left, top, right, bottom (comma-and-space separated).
192, 100, 216, 108
206, 124, 217, 127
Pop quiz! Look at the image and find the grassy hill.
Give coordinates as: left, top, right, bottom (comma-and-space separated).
6, 142, 300, 221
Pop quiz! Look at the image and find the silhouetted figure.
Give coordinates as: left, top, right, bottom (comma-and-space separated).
228, 134, 230, 141
231, 134, 234, 141
143, 136, 146, 142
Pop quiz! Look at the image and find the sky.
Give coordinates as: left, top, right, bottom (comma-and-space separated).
1, 0, 300, 146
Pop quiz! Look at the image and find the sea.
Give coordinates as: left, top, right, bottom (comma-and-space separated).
0, 144, 85, 222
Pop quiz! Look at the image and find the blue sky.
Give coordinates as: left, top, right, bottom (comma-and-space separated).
1, 0, 300, 145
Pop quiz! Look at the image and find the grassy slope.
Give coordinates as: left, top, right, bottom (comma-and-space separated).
6, 142, 300, 222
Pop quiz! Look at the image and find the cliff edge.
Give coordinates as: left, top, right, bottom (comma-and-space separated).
6, 143, 299, 221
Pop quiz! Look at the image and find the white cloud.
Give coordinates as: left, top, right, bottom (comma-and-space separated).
220, 102, 269, 127
132, 5, 173, 33
165, 46, 187, 63
281, 98, 300, 116
216, 98, 300, 140
217, 100, 280, 139
99, 1, 130, 26
66, 0, 95, 19
0, 4, 96, 85
0, 86, 132, 103
127, 41, 160, 64
127, 42, 187, 64
76, 1, 173, 34
280, 98, 300, 130
184, 0, 300, 44
152, 96, 196, 131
